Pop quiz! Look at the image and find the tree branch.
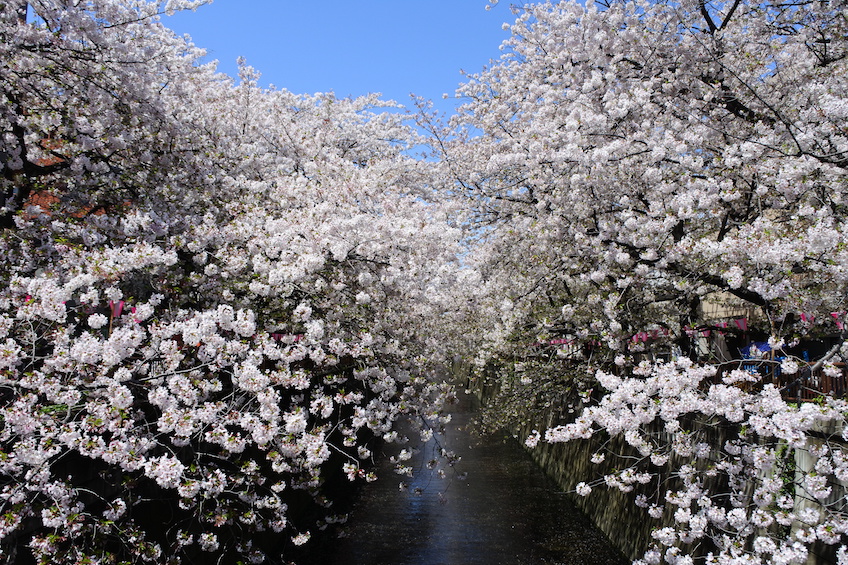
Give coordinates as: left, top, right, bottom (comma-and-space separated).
719, 0, 741, 31
699, 0, 718, 34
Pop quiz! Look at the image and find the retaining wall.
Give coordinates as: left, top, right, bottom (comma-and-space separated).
463, 365, 847, 564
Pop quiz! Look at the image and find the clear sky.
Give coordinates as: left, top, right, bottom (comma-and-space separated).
164, 1, 514, 113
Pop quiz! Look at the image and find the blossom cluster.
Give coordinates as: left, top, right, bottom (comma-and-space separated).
544, 359, 848, 564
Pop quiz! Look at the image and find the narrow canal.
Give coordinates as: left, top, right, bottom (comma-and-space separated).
305, 390, 628, 565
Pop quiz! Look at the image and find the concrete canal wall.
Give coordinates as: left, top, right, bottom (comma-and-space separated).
516, 416, 660, 560
466, 367, 662, 560
463, 366, 847, 564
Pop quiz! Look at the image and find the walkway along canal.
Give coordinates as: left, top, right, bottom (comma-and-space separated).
303, 389, 628, 565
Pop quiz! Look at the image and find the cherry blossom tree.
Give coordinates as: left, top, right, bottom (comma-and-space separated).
0, 0, 221, 227
431, 0, 848, 562
0, 2, 469, 563
8, 0, 848, 562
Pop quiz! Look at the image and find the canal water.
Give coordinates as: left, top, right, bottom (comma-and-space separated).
305, 390, 628, 565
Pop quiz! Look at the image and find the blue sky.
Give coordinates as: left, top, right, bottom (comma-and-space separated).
164, 1, 513, 113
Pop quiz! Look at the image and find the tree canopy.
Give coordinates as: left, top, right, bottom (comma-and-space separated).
431, 0, 848, 562
2, 0, 848, 563
1, 1, 470, 563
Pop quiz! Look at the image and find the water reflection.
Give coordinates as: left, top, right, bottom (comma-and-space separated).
307, 391, 628, 565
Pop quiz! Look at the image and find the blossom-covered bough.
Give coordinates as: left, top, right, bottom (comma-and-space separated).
430, 0, 848, 562
0, 1, 470, 563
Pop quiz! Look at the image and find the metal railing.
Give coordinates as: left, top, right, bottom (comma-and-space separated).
710, 360, 848, 402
